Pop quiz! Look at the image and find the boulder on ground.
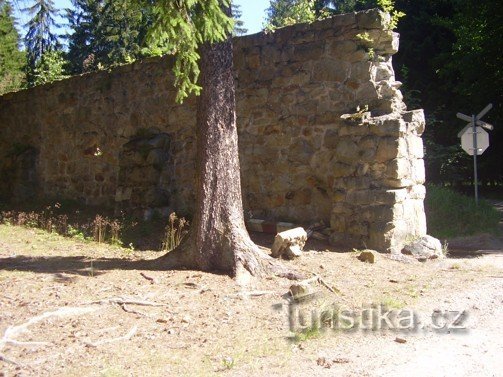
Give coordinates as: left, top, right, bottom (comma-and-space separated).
357, 250, 376, 264
402, 235, 443, 261
271, 227, 308, 259
289, 281, 315, 299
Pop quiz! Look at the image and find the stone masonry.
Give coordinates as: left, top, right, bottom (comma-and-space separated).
0, 9, 427, 253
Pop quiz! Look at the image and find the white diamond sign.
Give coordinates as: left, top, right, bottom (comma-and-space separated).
460, 126, 489, 156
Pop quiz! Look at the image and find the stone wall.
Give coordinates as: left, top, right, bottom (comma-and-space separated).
0, 9, 427, 253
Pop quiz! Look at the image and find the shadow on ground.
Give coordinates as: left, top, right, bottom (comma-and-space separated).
0, 255, 158, 276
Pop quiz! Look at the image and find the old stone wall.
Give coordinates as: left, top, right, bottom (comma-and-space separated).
0, 9, 427, 253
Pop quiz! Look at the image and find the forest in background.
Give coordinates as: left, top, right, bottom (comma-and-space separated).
0, 0, 501, 190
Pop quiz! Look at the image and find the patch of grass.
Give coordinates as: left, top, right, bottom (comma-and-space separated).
425, 185, 500, 239
450, 263, 462, 270
161, 212, 189, 252
292, 324, 321, 343
405, 287, 419, 299
100, 367, 124, 377
381, 296, 406, 309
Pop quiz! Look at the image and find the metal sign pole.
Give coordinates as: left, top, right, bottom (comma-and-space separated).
472, 114, 479, 205
457, 103, 494, 206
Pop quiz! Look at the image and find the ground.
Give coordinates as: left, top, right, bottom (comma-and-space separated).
0, 224, 502, 376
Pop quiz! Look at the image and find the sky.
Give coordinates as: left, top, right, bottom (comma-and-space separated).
235, 0, 270, 34
14, 0, 271, 36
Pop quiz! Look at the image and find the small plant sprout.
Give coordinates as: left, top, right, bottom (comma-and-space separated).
221, 356, 235, 370
162, 212, 189, 252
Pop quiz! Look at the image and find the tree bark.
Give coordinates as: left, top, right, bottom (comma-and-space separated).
156, 9, 302, 282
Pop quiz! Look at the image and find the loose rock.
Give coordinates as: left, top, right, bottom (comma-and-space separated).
271, 227, 307, 260
357, 250, 376, 264
402, 235, 443, 261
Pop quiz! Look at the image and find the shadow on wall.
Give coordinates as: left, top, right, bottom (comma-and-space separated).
115, 130, 173, 219
0, 144, 39, 203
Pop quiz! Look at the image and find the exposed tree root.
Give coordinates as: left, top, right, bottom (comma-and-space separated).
83, 326, 138, 348
0, 306, 101, 367
0, 297, 160, 367
0, 353, 22, 366
153, 229, 306, 284
1, 306, 99, 349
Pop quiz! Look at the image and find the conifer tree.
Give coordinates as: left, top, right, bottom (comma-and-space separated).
0, 0, 25, 94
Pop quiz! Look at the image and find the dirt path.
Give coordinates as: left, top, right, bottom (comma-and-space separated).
0, 225, 502, 376
271, 254, 503, 377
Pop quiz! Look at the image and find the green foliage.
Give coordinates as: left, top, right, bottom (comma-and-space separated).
143, 0, 234, 103
376, 0, 404, 29
0, 0, 25, 94
265, 0, 403, 30
425, 185, 500, 239
393, 0, 502, 186
264, 0, 340, 30
31, 50, 68, 85
356, 31, 373, 44
265, 0, 316, 30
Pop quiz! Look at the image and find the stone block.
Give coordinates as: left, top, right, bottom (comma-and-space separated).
313, 59, 351, 82
334, 139, 359, 164
355, 9, 388, 29
293, 41, 325, 61
271, 227, 308, 260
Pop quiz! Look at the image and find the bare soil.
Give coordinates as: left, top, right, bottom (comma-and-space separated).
0, 225, 502, 377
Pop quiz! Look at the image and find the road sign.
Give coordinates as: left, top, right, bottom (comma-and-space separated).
456, 113, 494, 131
456, 103, 494, 205
460, 126, 489, 155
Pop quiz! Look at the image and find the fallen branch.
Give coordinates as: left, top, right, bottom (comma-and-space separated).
226, 290, 276, 299
86, 297, 165, 307
316, 276, 340, 294
84, 326, 137, 348
297, 274, 341, 295
120, 304, 147, 317
140, 272, 157, 284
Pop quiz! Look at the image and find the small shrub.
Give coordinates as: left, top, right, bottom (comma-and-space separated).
1, 206, 125, 247
425, 185, 500, 239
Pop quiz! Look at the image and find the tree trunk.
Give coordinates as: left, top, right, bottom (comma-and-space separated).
156, 9, 301, 282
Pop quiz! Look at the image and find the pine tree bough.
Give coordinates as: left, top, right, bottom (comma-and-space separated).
154, 5, 304, 282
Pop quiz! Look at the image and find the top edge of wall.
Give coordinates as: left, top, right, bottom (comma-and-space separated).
0, 8, 389, 101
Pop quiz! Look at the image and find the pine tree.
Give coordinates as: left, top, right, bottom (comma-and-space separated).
24, 0, 60, 65
232, 3, 247, 35
140, 0, 301, 280
23, 0, 61, 86
0, 0, 25, 94
65, 0, 96, 73
66, 0, 152, 74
